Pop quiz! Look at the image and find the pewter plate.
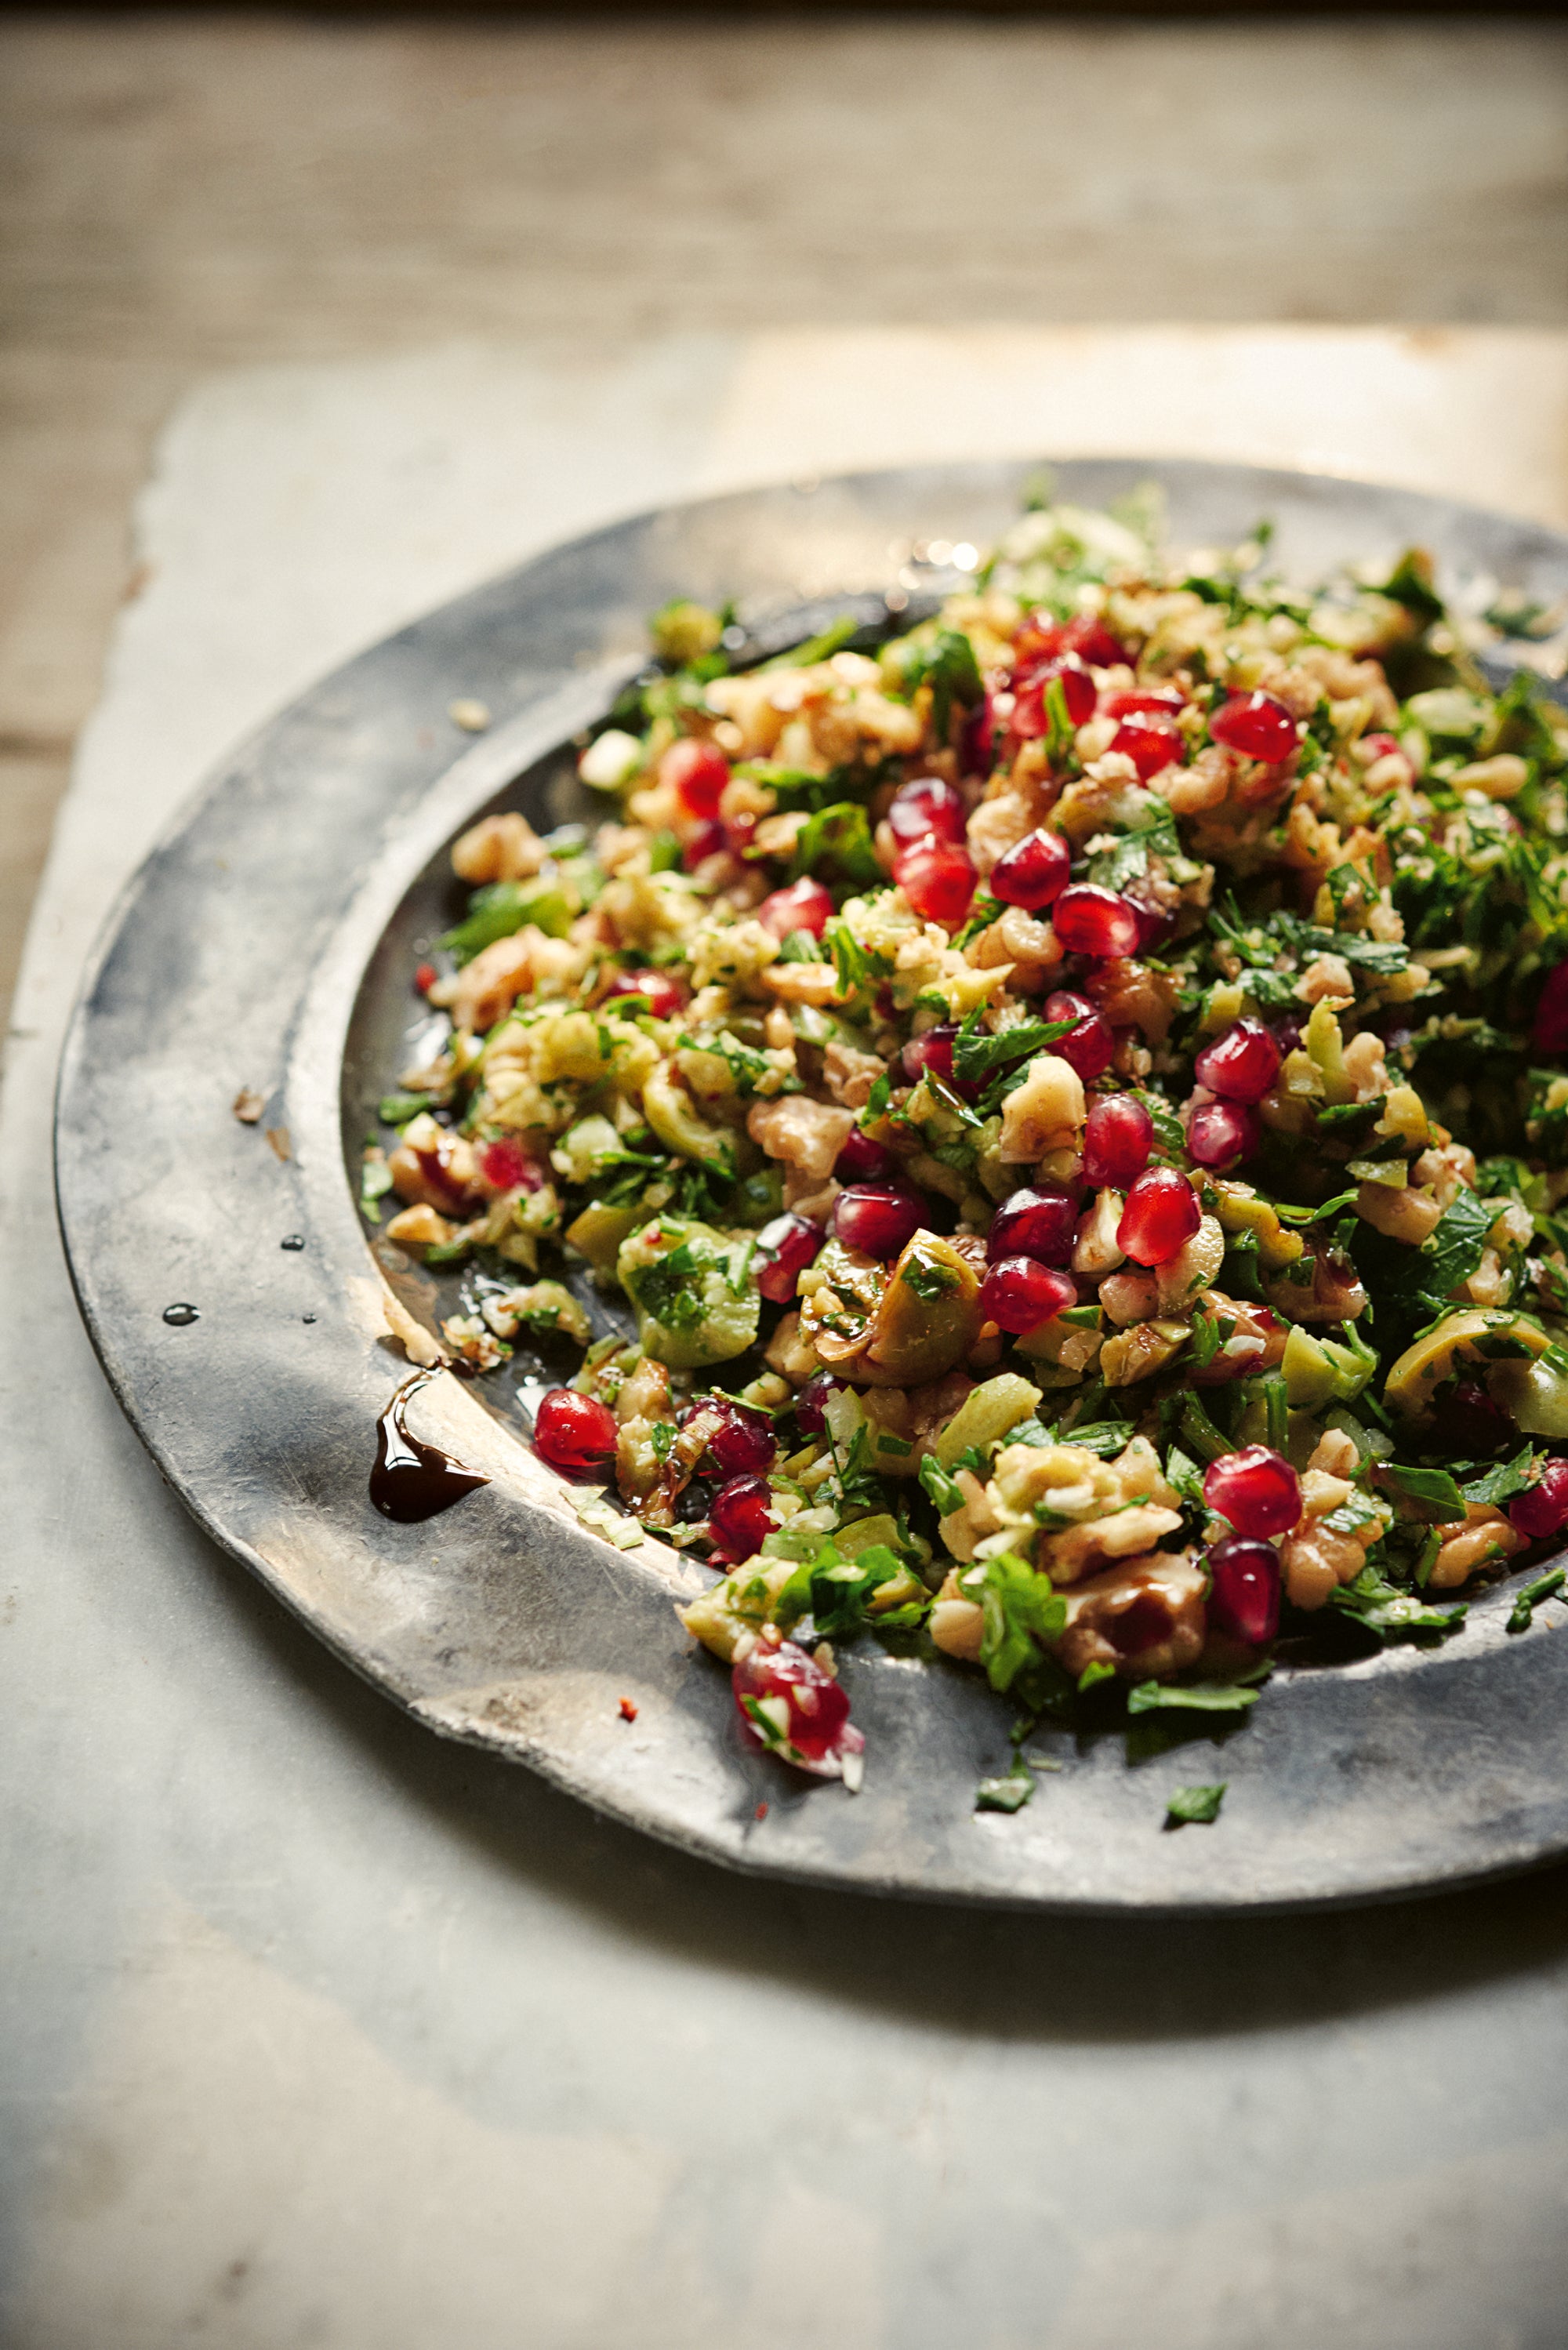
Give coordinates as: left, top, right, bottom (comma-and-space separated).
53, 458, 1568, 1911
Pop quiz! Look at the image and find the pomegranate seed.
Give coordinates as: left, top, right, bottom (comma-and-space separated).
1269, 1012, 1305, 1056
723, 809, 757, 857
961, 692, 1002, 779
1127, 895, 1174, 951
888, 775, 966, 848
1361, 730, 1403, 763
835, 1128, 891, 1182
793, 1368, 844, 1435
1060, 614, 1128, 668
990, 827, 1072, 912
660, 736, 731, 819
1210, 692, 1298, 764
1117, 1168, 1201, 1266
1051, 884, 1143, 960
753, 1211, 822, 1303
1044, 988, 1116, 1081
900, 1023, 978, 1100
1012, 614, 1069, 666
979, 1256, 1076, 1334
1187, 1099, 1261, 1169
1083, 1095, 1153, 1188
1194, 1017, 1282, 1104
1101, 687, 1185, 718
1511, 1459, 1568, 1542
833, 1186, 925, 1259
902, 1025, 956, 1084
682, 819, 724, 870
1011, 654, 1097, 736
758, 876, 833, 941
697, 1398, 777, 1480
534, 1389, 619, 1476
733, 1636, 850, 1760
414, 961, 437, 993
607, 967, 684, 1019
1206, 1535, 1283, 1644
1020, 613, 1126, 670
987, 1182, 1077, 1267
1111, 714, 1184, 782
477, 1135, 535, 1193
896, 841, 977, 928
1203, 1447, 1301, 1540
1534, 962, 1568, 1053
709, 1473, 776, 1564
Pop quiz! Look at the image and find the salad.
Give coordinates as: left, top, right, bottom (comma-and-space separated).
366, 490, 1568, 1802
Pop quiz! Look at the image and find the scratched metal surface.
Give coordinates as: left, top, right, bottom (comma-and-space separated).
53, 457, 1568, 1909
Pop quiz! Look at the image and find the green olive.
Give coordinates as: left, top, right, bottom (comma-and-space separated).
857, 1232, 984, 1388
1384, 1309, 1559, 1424
616, 1217, 760, 1369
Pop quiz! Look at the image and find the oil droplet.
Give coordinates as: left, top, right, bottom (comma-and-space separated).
281, 1233, 306, 1251
370, 1369, 489, 1523
162, 1303, 199, 1327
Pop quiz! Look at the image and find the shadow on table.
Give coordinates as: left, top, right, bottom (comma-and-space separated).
229, 1529, 1568, 2050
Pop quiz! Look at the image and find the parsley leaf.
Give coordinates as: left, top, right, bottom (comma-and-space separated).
1127, 1680, 1262, 1715
1508, 1566, 1566, 1635
1166, 1782, 1226, 1825
789, 801, 883, 887
971, 1553, 1067, 1694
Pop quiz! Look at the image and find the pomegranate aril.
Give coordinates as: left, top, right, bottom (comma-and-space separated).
1117, 1167, 1201, 1266
1051, 884, 1144, 960
1112, 714, 1183, 782
682, 820, 725, 870
902, 1024, 978, 1100
1102, 687, 1185, 718
901, 1025, 956, 1085
753, 1211, 822, 1303
607, 967, 684, 1019
980, 1256, 1076, 1335
733, 1635, 850, 1760
1060, 614, 1128, 669
1206, 1535, 1282, 1644
835, 1128, 892, 1182
833, 1185, 926, 1260
888, 775, 966, 848
1083, 1095, 1153, 1189
1011, 654, 1096, 736
1193, 1016, 1282, 1104
961, 693, 1002, 779
1534, 961, 1568, 1053
660, 735, 731, 819
896, 841, 977, 929
990, 826, 1072, 912
477, 1135, 535, 1193
793, 1368, 844, 1436
699, 1399, 777, 1479
1203, 1446, 1301, 1540
414, 960, 437, 993
709, 1473, 776, 1564
1210, 691, 1298, 764
1187, 1099, 1261, 1169
758, 876, 833, 941
986, 1182, 1077, 1267
1510, 1458, 1568, 1542
1043, 988, 1116, 1081
534, 1389, 619, 1476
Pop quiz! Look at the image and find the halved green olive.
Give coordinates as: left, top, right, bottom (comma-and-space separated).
1384, 1309, 1568, 1433
858, 1232, 984, 1388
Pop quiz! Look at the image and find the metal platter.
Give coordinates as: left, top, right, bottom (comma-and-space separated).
53, 457, 1568, 1911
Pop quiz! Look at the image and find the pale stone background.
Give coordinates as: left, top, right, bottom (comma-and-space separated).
7, 17, 1568, 2350
3, 11, 1568, 1023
